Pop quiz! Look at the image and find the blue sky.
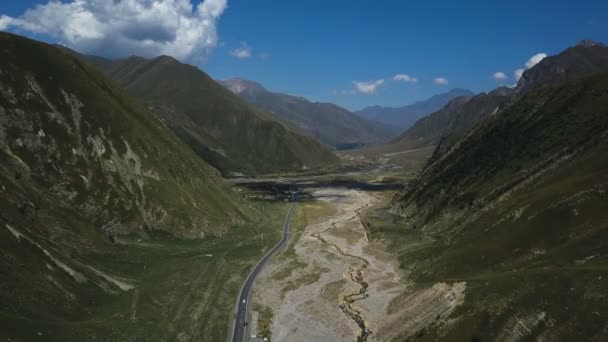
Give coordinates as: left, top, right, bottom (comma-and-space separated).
2, 0, 608, 110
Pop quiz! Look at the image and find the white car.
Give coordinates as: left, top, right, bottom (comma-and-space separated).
242, 299, 246, 304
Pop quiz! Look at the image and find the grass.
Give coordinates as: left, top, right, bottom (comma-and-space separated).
280, 264, 328, 298
271, 259, 307, 281
277, 203, 309, 261
0, 197, 289, 342
321, 279, 347, 303
253, 303, 274, 341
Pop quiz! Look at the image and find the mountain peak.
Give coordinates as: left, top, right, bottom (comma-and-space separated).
577, 40, 605, 48
220, 78, 267, 95
516, 41, 608, 92
154, 55, 178, 63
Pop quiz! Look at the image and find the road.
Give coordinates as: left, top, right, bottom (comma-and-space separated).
231, 194, 298, 342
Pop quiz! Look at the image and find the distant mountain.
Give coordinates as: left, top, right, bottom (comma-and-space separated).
393, 89, 513, 151
220, 78, 399, 149
84, 56, 339, 175
356, 88, 474, 130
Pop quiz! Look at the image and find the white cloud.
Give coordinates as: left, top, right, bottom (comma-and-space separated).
393, 74, 418, 83
492, 71, 508, 81
433, 77, 449, 85
230, 43, 252, 59
514, 52, 548, 81
352, 79, 384, 94
525, 53, 548, 69
0, 15, 11, 30
0, 0, 227, 62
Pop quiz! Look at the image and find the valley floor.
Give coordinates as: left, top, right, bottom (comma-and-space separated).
250, 187, 465, 341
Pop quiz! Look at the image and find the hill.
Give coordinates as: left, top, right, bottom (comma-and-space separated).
220, 78, 398, 149
86, 56, 339, 175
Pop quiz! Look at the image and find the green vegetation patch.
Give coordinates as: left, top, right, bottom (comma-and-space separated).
253, 303, 274, 341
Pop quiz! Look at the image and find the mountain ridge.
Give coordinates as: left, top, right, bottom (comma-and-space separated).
83, 55, 339, 175
392, 41, 608, 156
356, 88, 474, 130
220, 78, 399, 149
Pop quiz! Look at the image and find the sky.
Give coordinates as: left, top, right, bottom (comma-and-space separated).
1, 0, 608, 111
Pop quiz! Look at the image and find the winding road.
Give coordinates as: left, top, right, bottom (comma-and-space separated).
231, 193, 298, 342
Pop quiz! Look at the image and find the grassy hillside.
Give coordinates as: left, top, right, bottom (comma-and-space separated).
88, 56, 339, 175
0, 32, 285, 341
365, 72, 608, 341
390, 95, 474, 148
220, 78, 398, 149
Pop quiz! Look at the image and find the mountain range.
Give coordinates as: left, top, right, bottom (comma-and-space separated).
219, 78, 399, 149
356, 88, 474, 130
83, 55, 339, 175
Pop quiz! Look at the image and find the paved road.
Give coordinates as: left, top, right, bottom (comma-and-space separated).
231, 194, 298, 342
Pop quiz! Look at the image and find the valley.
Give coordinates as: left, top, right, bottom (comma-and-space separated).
1, 9, 608, 342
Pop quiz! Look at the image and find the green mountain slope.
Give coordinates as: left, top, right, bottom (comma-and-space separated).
372, 72, 608, 340
0, 32, 266, 340
87, 56, 339, 175
220, 78, 399, 149
390, 95, 474, 148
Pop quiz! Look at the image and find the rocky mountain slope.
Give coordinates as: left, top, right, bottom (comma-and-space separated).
356, 88, 474, 130
379, 61, 608, 340
0, 32, 257, 339
220, 78, 398, 149
85, 57, 339, 175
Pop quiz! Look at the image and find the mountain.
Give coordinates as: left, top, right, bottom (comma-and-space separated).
517, 40, 608, 92
219, 78, 399, 149
393, 41, 608, 155
393, 88, 513, 150
356, 88, 474, 130
369, 47, 608, 339
84, 56, 339, 175
0, 32, 255, 338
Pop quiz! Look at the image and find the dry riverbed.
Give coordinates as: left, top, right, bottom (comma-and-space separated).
250, 187, 466, 341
